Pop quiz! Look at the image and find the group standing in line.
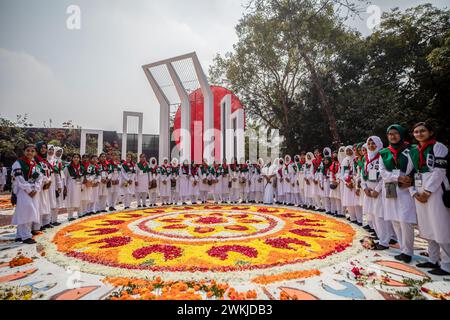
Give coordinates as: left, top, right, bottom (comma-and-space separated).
10, 122, 450, 276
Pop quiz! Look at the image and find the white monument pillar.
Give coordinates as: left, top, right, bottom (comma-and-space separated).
122, 111, 143, 160
142, 67, 170, 162
192, 54, 214, 164
167, 63, 191, 163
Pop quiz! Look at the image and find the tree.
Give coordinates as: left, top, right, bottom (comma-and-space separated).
210, 2, 450, 152
210, 0, 367, 151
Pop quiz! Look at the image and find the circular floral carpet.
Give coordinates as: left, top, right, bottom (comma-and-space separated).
39, 205, 362, 282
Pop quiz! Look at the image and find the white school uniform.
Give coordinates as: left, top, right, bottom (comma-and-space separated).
135, 162, 149, 206
410, 142, 450, 272
63, 165, 83, 219
11, 161, 41, 240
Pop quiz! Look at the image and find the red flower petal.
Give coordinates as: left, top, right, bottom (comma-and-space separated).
207, 245, 258, 260
132, 245, 182, 261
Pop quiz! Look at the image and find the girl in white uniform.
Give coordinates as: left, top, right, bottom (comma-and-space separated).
120, 154, 136, 209
170, 158, 180, 205
96, 153, 109, 213
63, 154, 84, 221
341, 146, 358, 222
378, 126, 416, 258
35, 142, 52, 230
11, 145, 41, 244
337, 147, 347, 215
328, 150, 343, 217
190, 163, 200, 204
158, 158, 172, 205
409, 122, 450, 276
239, 162, 250, 203
178, 160, 191, 204
320, 148, 332, 214
283, 155, 294, 205
148, 157, 159, 206
296, 154, 307, 208
199, 160, 211, 204
87, 155, 101, 214
262, 160, 276, 204
230, 160, 240, 204
252, 159, 264, 204
135, 154, 149, 208
80, 155, 93, 216
107, 153, 121, 211
304, 153, 315, 209
48, 146, 63, 225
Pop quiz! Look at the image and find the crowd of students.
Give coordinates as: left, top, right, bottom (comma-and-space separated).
10, 122, 450, 276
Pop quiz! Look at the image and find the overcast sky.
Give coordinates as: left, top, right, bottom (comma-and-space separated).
0, 0, 448, 134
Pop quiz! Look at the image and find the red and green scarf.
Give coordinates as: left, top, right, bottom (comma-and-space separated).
409, 140, 436, 173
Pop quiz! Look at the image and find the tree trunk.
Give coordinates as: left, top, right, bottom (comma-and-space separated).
298, 47, 341, 149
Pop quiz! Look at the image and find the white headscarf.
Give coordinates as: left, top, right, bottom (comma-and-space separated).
171, 158, 179, 166
47, 144, 55, 161
284, 155, 292, 164
305, 152, 314, 165
150, 157, 157, 168
273, 158, 280, 169
54, 147, 64, 160
366, 136, 383, 161
338, 146, 346, 163
258, 158, 264, 167
342, 145, 354, 167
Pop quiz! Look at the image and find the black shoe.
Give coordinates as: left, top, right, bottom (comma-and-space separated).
51, 222, 61, 226
137, 205, 142, 208
394, 253, 412, 263
68, 218, 76, 221
373, 243, 389, 250
363, 225, 371, 230
96, 211, 101, 214
124, 207, 130, 210
357, 222, 363, 227
428, 268, 450, 276
22, 238, 36, 244
109, 207, 115, 211
31, 230, 40, 235
15, 238, 21, 242
368, 228, 375, 233
102, 210, 107, 213
389, 239, 398, 245
416, 261, 440, 269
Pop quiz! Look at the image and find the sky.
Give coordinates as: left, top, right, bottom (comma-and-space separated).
0, 0, 448, 134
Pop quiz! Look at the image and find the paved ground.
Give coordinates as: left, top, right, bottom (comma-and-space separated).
0, 195, 449, 300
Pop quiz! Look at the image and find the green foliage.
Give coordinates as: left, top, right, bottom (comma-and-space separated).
210, 1, 450, 152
